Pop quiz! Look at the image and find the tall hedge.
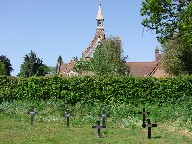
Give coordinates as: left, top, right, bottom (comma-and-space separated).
0, 76, 192, 104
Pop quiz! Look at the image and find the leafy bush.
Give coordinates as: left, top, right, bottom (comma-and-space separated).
0, 76, 192, 105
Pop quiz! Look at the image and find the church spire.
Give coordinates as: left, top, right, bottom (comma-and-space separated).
96, 1, 104, 31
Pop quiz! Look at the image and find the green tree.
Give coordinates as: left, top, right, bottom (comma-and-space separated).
162, 36, 183, 76
179, 3, 192, 45
73, 58, 92, 75
56, 55, 63, 74
162, 36, 192, 75
141, 0, 192, 75
140, 0, 191, 43
0, 55, 14, 76
0, 61, 6, 75
18, 50, 48, 77
74, 37, 130, 76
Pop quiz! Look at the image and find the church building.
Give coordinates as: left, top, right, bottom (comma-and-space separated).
59, 3, 168, 77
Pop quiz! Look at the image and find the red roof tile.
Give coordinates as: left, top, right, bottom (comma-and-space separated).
128, 62, 158, 77
60, 60, 75, 76
82, 31, 105, 58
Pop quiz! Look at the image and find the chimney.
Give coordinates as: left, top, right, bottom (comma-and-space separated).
155, 46, 160, 62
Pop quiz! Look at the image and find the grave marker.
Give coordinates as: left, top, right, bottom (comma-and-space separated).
98, 110, 109, 126
138, 108, 150, 128
64, 110, 74, 127
92, 120, 106, 138
143, 119, 157, 139
27, 106, 38, 126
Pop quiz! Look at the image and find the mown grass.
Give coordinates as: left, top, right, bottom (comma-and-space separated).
0, 100, 192, 143
0, 114, 192, 144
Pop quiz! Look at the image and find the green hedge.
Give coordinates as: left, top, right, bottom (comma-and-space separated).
0, 76, 192, 104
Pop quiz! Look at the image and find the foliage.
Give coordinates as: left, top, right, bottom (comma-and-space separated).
162, 3, 192, 76
0, 55, 14, 76
42, 65, 52, 75
162, 36, 192, 75
140, 0, 191, 43
141, 1, 192, 76
18, 50, 48, 77
1, 76, 192, 106
0, 61, 6, 75
74, 37, 130, 76
179, 3, 192, 46
73, 58, 93, 75
56, 55, 63, 74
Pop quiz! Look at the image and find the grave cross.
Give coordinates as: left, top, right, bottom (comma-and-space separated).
98, 110, 109, 126
64, 110, 74, 127
138, 108, 150, 128
92, 120, 106, 138
143, 119, 157, 139
27, 107, 38, 126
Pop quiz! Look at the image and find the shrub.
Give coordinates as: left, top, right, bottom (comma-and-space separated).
0, 76, 192, 105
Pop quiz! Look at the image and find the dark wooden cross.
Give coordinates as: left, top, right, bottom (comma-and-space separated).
92, 120, 106, 138
27, 107, 38, 126
143, 119, 157, 139
64, 110, 73, 127
98, 110, 109, 126
138, 108, 150, 128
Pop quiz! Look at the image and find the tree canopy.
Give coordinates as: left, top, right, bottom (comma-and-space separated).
18, 50, 49, 77
56, 55, 63, 74
141, 0, 191, 43
141, 0, 192, 75
0, 61, 6, 75
73, 37, 130, 76
0, 55, 14, 76
179, 3, 192, 45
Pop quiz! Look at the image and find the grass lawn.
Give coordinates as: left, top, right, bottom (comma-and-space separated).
0, 114, 192, 144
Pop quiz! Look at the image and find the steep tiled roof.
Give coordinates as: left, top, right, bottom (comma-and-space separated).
60, 60, 75, 76
128, 62, 158, 77
60, 63, 68, 72
82, 31, 105, 58
84, 39, 101, 58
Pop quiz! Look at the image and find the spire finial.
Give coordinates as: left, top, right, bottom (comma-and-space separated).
96, 1, 104, 20
96, 0, 104, 31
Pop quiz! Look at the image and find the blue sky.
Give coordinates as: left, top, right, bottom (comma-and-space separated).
0, 0, 161, 76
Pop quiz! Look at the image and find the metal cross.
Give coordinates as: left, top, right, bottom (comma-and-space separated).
64, 110, 74, 127
27, 107, 38, 126
138, 108, 150, 128
98, 110, 109, 126
143, 119, 157, 139
92, 120, 106, 138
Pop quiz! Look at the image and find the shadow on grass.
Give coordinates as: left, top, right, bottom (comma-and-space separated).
153, 136, 162, 139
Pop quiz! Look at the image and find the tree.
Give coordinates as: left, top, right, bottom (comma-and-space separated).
140, 0, 191, 43
162, 36, 192, 75
73, 58, 92, 75
141, 0, 192, 75
56, 55, 63, 74
0, 61, 6, 75
179, 3, 192, 45
18, 50, 48, 77
73, 37, 130, 76
0, 55, 14, 76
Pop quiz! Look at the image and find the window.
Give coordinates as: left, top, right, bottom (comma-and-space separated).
98, 21, 102, 26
